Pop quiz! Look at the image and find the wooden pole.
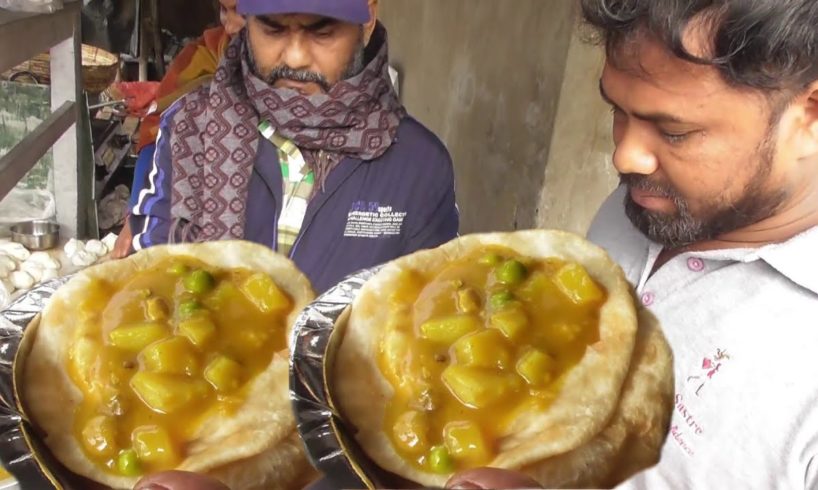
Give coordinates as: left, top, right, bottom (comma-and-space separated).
148, 0, 164, 78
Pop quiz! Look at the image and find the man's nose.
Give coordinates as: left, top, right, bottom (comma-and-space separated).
613, 127, 659, 176
280, 34, 312, 72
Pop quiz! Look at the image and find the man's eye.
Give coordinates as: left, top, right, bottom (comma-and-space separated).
660, 131, 692, 144
264, 26, 286, 36
313, 29, 333, 38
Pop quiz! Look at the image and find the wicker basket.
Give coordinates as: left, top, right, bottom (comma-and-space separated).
3, 44, 119, 94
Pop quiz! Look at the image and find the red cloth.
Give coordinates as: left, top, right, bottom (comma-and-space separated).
108, 81, 160, 117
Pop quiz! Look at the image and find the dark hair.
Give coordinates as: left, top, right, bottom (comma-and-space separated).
580, 0, 818, 94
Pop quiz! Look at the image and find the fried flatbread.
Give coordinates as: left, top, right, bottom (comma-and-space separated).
20, 241, 315, 489
520, 308, 674, 487
332, 231, 662, 487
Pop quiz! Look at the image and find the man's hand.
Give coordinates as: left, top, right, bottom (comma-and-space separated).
112, 220, 134, 259
134, 471, 229, 490
446, 468, 542, 489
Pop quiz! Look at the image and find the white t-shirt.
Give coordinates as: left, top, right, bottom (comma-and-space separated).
588, 186, 818, 489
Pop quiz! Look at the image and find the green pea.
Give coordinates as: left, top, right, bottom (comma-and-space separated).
167, 262, 190, 275
495, 260, 528, 286
490, 290, 515, 309
177, 299, 202, 319
184, 270, 215, 294
116, 449, 141, 476
478, 253, 502, 266
428, 445, 454, 474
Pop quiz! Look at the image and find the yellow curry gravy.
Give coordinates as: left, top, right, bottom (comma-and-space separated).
378, 247, 607, 474
67, 257, 292, 477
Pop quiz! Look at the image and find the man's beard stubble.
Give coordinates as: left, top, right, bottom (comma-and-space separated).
622, 133, 787, 249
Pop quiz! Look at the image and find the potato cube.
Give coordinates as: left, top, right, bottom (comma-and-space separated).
132, 425, 179, 466
420, 315, 481, 344
517, 271, 559, 303
443, 421, 490, 464
204, 356, 243, 393
441, 366, 523, 409
489, 308, 528, 341
240, 273, 291, 314
145, 297, 169, 321
516, 349, 556, 387
109, 323, 169, 352
130, 372, 208, 414
553, 263, 604, 305
81, 415, 118, 458
177, 315, 217, 348
204, 282, 242, 311
392, 411, 430, 455
452, 329, 512, 370
140, 337, 200, 376
456, 288, 481, 314
69, 337, 100, 392
380, 330, 414, 389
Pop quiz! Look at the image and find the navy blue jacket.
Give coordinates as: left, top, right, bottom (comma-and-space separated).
131, 106, 459, 293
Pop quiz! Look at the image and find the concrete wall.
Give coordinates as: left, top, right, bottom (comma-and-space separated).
379, 0, 576, 233
537, 30, 618, 235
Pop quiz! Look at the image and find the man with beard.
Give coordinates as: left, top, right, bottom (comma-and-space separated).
417, 0, 818, 488
455, 3, 817, 488
130, 0, 458, 293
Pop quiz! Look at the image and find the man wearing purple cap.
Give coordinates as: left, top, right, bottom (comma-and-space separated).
129, 0, 459, 294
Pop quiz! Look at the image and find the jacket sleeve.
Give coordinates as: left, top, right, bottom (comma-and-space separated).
128, 142, 157, 209
401, 150, 460, 254
130, 112, 174, 251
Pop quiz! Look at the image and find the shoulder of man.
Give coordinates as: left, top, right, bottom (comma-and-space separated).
758, 225, 818, 296
388, 115, 453, 173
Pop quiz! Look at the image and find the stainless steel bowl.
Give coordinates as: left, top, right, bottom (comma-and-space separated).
9, 221, 60, 251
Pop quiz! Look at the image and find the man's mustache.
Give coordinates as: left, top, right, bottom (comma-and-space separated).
265, 65, 330, 92
620, 173, 678, 199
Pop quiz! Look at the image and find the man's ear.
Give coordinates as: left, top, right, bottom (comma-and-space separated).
797, 81, 818, 159
363, 0, 379, 45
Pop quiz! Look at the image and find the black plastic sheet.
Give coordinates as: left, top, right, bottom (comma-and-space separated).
0, 277, 71, 490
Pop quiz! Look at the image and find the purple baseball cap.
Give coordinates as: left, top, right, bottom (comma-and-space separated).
237, 0, 371, 24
